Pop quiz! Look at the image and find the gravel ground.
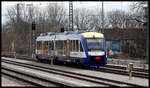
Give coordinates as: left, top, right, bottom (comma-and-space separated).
2, 74, 34, 87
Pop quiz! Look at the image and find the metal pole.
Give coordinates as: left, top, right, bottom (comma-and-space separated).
29, 4, 33, 56
72, 2, 73, 31
126, 64, 130, 79
69, 1, 73, 31
128, 63, 133, 80
102, 1, 104, 33
69, 2, 70, 31
129, 71, 132, 80
16, 4, 20, 57
32, 25, 35, 58
146, 6, 149, 64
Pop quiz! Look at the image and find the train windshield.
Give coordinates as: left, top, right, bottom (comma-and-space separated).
86, 38, 104, 51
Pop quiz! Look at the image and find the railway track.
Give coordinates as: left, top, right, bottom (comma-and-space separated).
2, 69, 61, 87
106, 64, 149, 73
54, 62, 148, 79
2, 73, 36, 87
2, 57, 147, 87
2, 54, 149, 79
89, 66, 148, 79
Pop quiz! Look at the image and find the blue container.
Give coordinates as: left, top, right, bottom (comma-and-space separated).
111, 41, 120, 51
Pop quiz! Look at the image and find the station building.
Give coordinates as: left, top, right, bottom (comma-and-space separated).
99, 27, 147, 59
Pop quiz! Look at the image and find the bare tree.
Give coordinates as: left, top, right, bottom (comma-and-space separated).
90, 8, 109, 31
73, 8, 93, 30
129, 1, 148, 28
5, 4, 36, 54
107, 9, 126, 28
46, 3, 67, 32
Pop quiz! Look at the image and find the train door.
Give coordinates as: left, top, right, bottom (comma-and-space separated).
66, 40, 70, 62
48, 41, 54, 56
38, 41, 43, 55
42, 41, 44, 55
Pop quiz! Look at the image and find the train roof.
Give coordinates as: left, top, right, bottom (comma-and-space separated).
36, 30, 104, 41
36, 33, 82, 41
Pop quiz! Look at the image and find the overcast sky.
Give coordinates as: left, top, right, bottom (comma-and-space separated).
2, 1, 134, 25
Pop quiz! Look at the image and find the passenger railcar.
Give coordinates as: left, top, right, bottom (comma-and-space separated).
35, 30, 107, 67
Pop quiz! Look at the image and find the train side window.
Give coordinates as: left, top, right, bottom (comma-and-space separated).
42, 41, 45, 49
48, 41, 53, 50
37, 41, 41, 50
78, 40, 80, 52
57, 41, 63, 50
70, 40, 74, 52
63, 40, 66, 55
80, 41, 83, 52
36, 42, 37, 49
76, 40, 79, 52
56, 40, 63, 56
75, 40, 77, 51
70, 40, 73, 52
45, 41, 49, 49
74, 40, 76, 52
72, 40, 74, 52
70, 40, 80, 52
40, 41, 42, 50
51, 41, 54, 50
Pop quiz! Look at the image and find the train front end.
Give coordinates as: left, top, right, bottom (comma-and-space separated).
81, 32, 107, 67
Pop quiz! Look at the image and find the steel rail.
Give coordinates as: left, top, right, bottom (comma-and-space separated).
2, 54, 149, 79
2, 65, 73, 87
2, 58, 147, 87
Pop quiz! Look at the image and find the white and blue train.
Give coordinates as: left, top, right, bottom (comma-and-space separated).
35, 30, 107, 67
